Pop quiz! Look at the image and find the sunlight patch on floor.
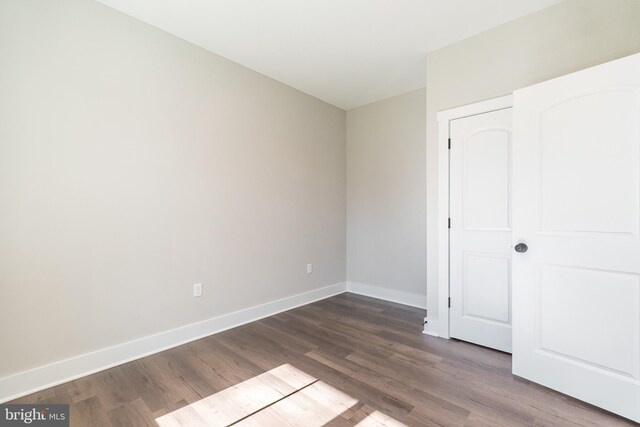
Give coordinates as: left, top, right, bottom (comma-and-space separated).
155, 363, 407, 426
155, 363, 315, 427
354, 410, 408, 426
235, 381, 357, 426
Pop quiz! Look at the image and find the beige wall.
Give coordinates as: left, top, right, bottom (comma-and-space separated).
347, 89, 426, 306
0, 0, 346, 378
426, 0, 640, 322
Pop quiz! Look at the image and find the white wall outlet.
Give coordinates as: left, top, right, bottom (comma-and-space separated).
306, 263, 313, 274
193, 283, 203, 298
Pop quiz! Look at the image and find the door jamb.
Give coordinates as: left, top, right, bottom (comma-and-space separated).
428, 94, 513, 339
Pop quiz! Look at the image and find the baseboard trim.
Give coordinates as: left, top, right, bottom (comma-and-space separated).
346, 281, 426, 309
0, 282, 347, 404
423, 317, 440, 337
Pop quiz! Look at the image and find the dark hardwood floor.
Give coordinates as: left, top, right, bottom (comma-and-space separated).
11, 293, 635, 426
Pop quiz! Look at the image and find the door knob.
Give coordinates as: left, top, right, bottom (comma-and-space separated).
514, 243, 528, 253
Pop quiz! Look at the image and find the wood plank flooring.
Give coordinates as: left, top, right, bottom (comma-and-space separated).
11, 293, 635, 426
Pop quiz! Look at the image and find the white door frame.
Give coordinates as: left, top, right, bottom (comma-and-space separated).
429, 94, 513, 339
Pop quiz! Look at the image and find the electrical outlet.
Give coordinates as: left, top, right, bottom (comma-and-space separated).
193, 283, 203, 298
306, 264, 313, 274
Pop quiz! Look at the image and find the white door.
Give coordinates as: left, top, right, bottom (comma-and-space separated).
512, 53, 640, 422
450, 108, 513, 353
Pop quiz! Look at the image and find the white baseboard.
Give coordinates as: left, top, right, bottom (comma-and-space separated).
423, 317, 440, 337
346, 281, 426, 309
0, 282, 347, 404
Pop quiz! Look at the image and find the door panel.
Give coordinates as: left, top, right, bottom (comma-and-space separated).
537, 265, 640, 378
450, 108, 513, 353
463, 129, 511, 230
513, 53, 640, 422
539, 90, 639, 235
464, 253, 510, 323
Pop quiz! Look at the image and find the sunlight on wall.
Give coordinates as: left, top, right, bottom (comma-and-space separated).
154, 363, 407, 426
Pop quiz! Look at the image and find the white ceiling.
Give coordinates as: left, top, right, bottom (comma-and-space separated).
97, 0, 563, 109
